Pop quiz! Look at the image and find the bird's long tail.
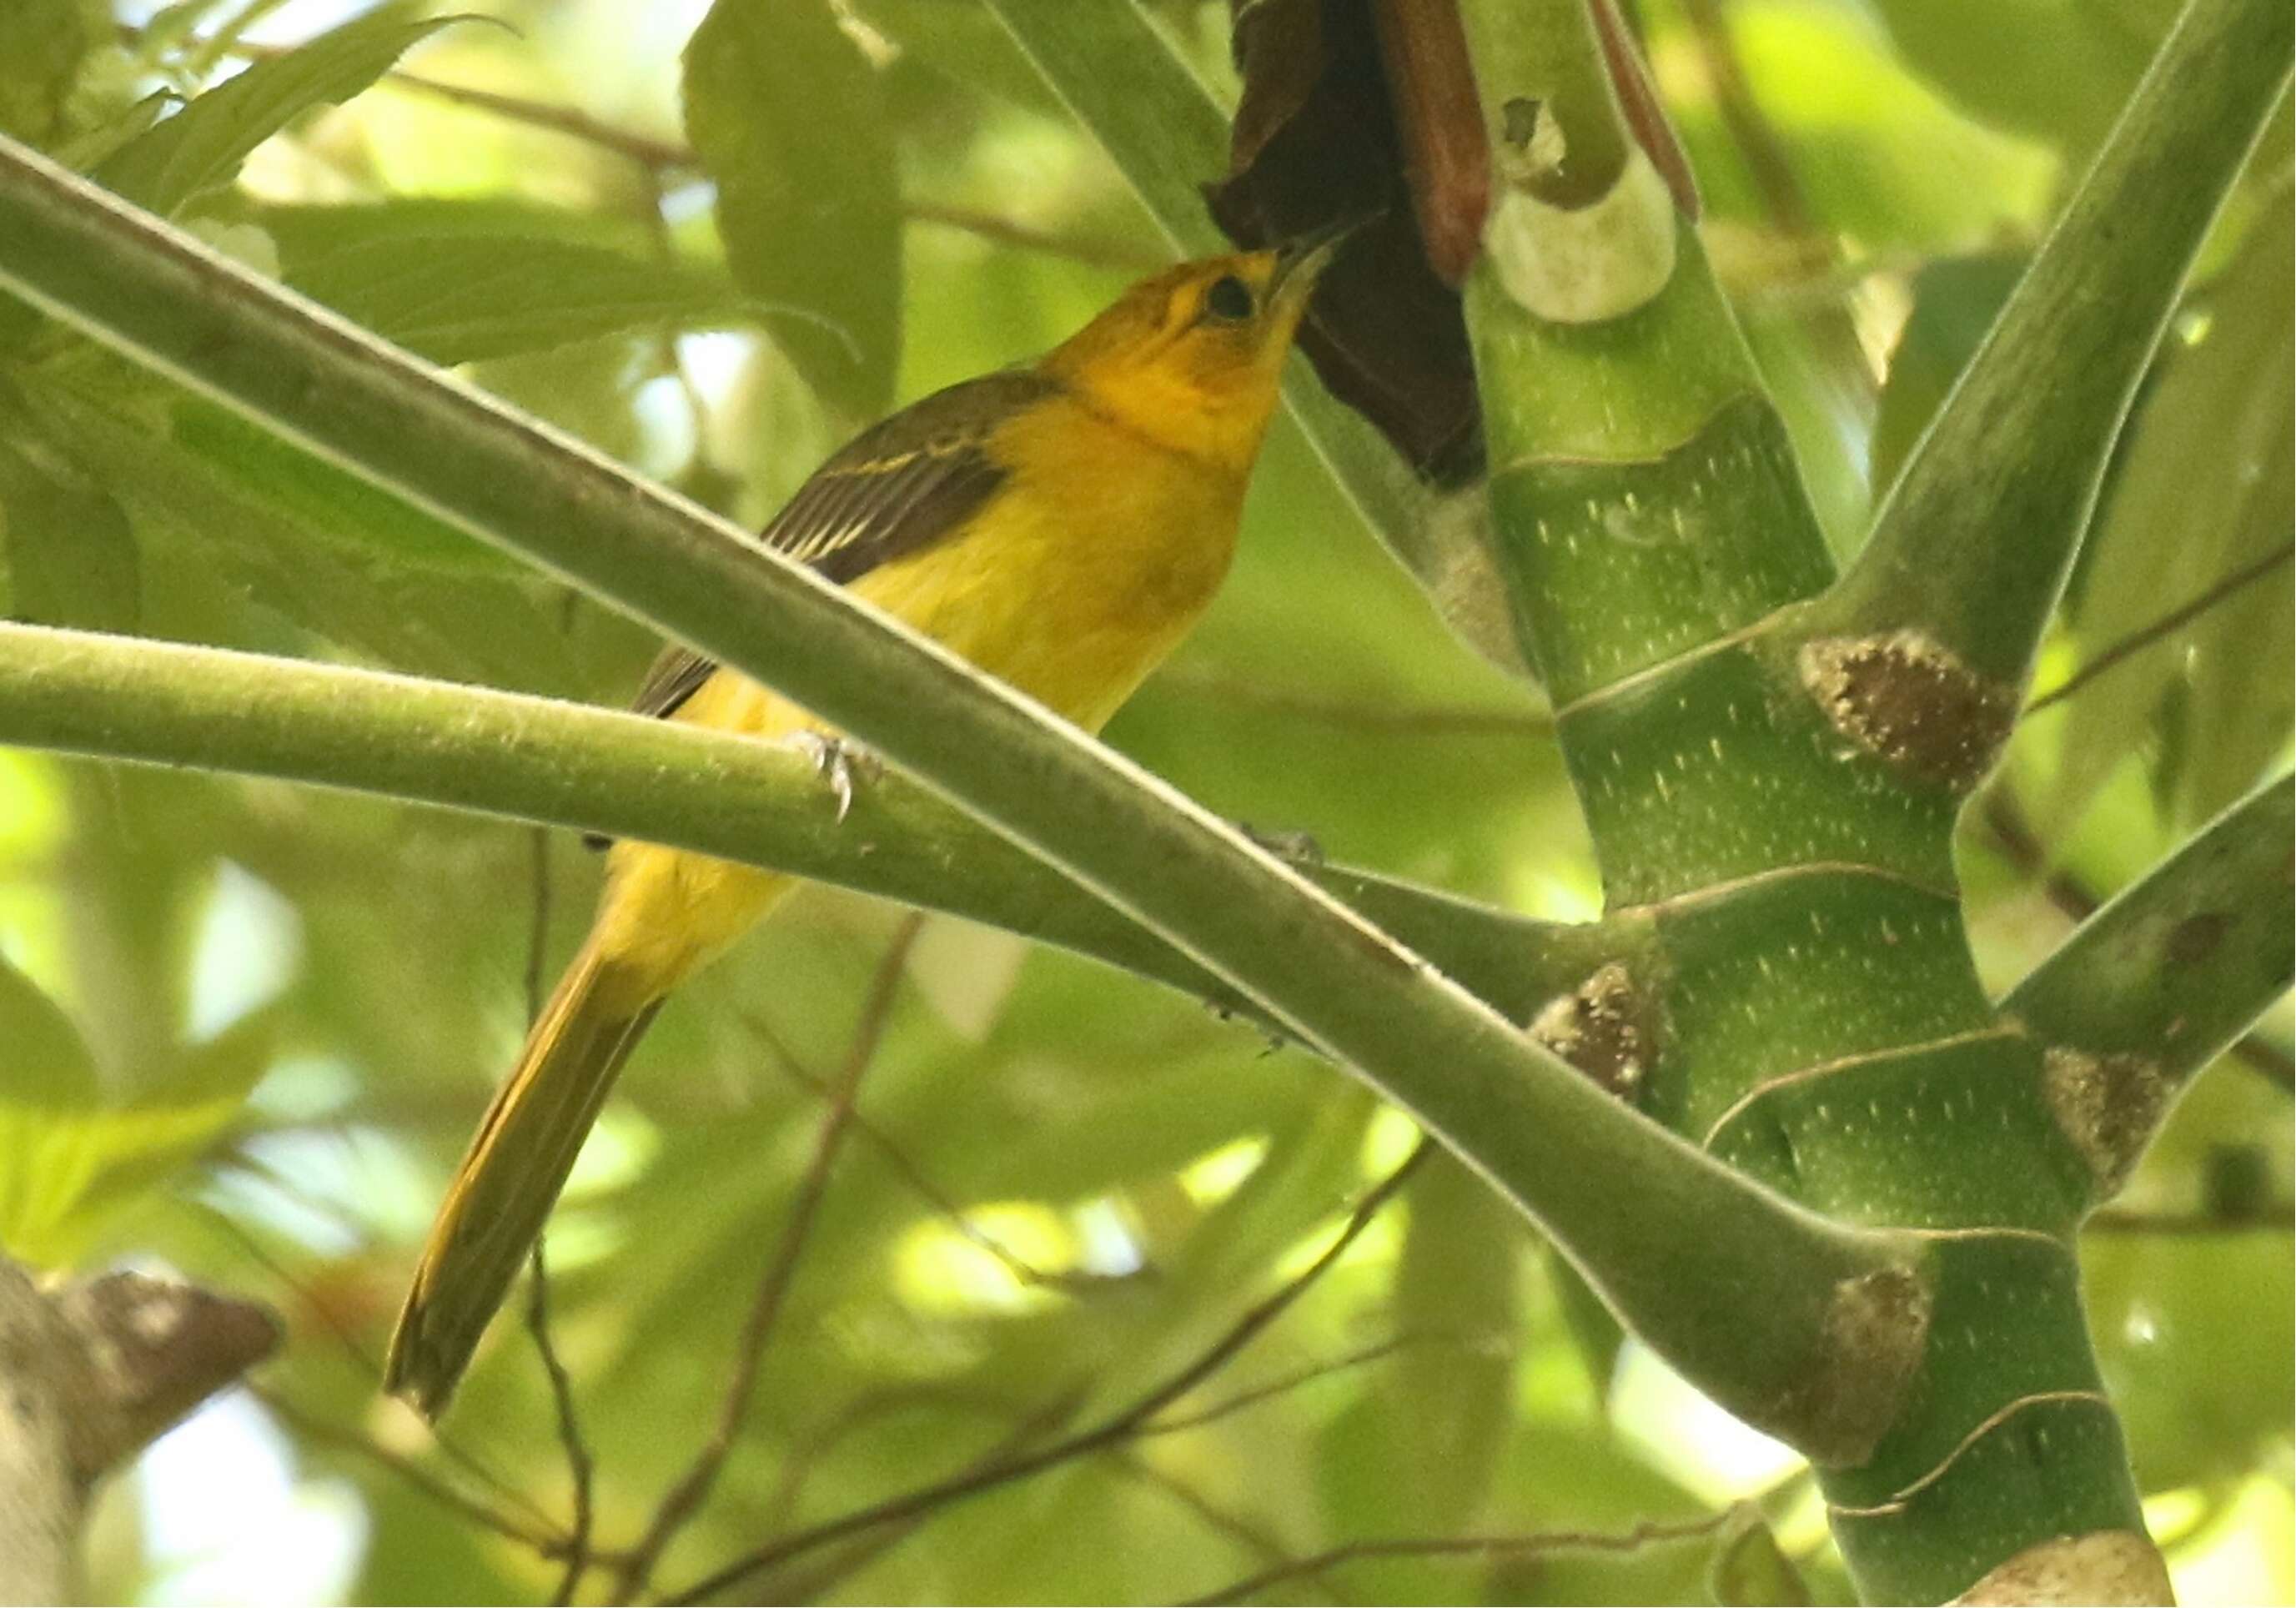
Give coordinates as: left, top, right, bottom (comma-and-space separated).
384, 937, 661, 1418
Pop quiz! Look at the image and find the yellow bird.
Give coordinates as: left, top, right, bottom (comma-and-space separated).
384, 239, 1341, 1416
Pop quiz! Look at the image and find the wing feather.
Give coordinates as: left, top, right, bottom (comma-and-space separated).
626, 369, 1061, 723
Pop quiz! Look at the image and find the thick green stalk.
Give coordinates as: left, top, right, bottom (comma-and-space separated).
1816, 0, 2293, 695
1447, 0, 2283, 1595
2004, 773, 2295, 1206
0, 137, 1919, 1456
0, 620, 1610, 1030
979, 0, 1526, 671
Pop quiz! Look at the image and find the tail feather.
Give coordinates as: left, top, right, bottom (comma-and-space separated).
384, 942, 661, 1417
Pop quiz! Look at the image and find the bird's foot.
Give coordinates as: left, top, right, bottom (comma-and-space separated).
1234, 822, 1324, 865
791, 731, 881, 823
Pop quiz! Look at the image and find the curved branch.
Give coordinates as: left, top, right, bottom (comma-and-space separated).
0, 135, 1918, 1460
0, 621, 1595, 1026
2005, 771, 2294, 1204
1817, 0, 2292, 690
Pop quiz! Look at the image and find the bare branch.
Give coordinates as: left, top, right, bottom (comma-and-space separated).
512, 828, 597, 1604
616, 917, 927, 1599
253, 1384, 568, 1557
743, 1008, 1132, 1292
1137, 1331, 1496, 1439
525, 1241, 595, 1605
2025, 545, 2293, 715
664, 1144, 1429, 1605
1180, 1510, 1735, 1605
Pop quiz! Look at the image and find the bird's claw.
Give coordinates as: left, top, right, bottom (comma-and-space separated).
1235, 822, 1324, 865
792, 731, 879, 823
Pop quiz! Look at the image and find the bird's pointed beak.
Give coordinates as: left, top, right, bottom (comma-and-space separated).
1269, 213, 1374, 305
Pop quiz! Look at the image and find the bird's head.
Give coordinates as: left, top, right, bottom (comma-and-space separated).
1039, 234, 1344, 475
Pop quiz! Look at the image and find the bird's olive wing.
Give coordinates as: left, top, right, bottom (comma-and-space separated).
626, 369, 1061, 723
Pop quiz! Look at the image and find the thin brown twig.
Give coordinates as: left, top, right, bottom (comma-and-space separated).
1109, 1453, 1347, 1602
2085, 1206, 2293, 1234
762, 1385, 1021, 1532
1178, 1511, 1735, 1605
518, 827, 596, 1606
615, 915, 928, 1600
198, 1168, 560, 1530
741, 1008, 1124, 1292
1672, 0, 1816, 240
525, 1242, 595, 1605
1136, 1330, 1494, 1440
125, 23, 1156, 270
903, 200, 1162, 272
766, 1389, 1089, 1605
383, 68, 697, 168
252, 1383, 570, 1556
664, 1143, 1432, 1605
2024, 545, 2294, 715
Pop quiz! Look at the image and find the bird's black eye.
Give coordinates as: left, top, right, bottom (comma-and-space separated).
1203, 274, 1256, 322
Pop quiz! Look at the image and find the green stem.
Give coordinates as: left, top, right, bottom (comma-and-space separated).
2005, 772, 2294, 1206
0, 137, 1915, 1455
1817, 0, 2293, 691
980, 0, 1529, 674
0, 621, 1604, 1029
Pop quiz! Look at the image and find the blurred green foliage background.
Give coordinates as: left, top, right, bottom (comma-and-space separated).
0, 0, 2286, 1601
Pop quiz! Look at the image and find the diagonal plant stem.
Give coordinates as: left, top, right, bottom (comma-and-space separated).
744, 1013, 1106, 1290
0, 135, 1917, 1458
518, 827, 597, 1608
252, 1384, 571, 1559
2023, 544, 2294, 715
1979, 786, 2293, 1093
1180, 1510, 1736, 1605
2004, 771, 2294, 1201
1816, 0, 2293, 689
0, 622, 1599, 1028
666, 1146, 1429, 1605
614, 917, 924, 1600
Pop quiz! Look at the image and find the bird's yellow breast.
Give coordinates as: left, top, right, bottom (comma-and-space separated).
847, 392, 1246, 733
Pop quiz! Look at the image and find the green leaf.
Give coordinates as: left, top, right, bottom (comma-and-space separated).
1382, 1155, 1522, 1518
258, 196, 655, 261
1676, 0, 2055, 249
0, 0, 89, 144
280, 229, 752, 366
0, 956, 266, 1267
96, 8, 473, 218
166, 395, 511, 571
1869, 253, 2023, 495
0, 419, 140, 631
0, 952, 99, 1111
1863, 0, 2175, 153
2052, 195, 2293, 830
682, 0, 902, 421
1708, 1505, 1815, 1605
849, 0, 1071, 116
22, 371, 590, 689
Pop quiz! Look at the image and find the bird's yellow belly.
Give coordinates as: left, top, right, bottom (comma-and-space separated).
852, 430, 1242, 730
600, 414, 1242, 988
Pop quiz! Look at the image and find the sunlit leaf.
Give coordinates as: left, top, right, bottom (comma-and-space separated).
0, 960, 270, 1266
97, 7, 474, 217
682, 0, 902, 421
0, 0, 88, 144
0, 422, 140, 631
2052, 198, 2293, 831
282, 229, 751, 366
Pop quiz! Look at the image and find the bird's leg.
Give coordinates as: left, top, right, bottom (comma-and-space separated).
790, 731, 881, 823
